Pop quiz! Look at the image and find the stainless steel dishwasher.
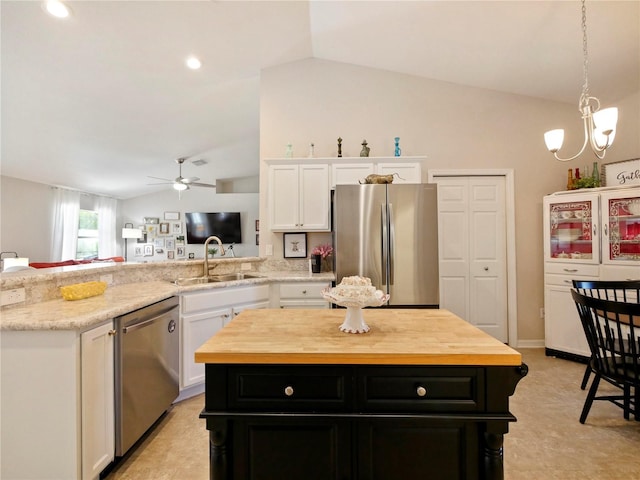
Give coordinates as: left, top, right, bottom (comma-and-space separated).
114, 296, 179, 457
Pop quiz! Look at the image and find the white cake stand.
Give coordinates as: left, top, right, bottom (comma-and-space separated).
322, 287, 390, 334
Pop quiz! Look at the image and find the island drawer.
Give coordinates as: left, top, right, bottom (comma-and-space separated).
228, 366, 352, 412
358, 367, 484, 412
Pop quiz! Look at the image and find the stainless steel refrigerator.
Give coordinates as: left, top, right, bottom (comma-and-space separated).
334, 183, 439, 307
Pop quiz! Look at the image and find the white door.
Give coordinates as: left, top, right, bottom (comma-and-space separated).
434, 176, 508, 342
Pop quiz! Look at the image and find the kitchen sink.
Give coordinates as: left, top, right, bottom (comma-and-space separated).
174, 273, 264, 286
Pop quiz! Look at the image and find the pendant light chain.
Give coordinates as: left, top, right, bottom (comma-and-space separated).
580, 0, 590, 107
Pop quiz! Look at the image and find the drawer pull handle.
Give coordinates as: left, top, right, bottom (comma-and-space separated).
302, 290, 307, 294
284, 386, 294, 397
416, 386, 427, 397
563, 268, 578, 273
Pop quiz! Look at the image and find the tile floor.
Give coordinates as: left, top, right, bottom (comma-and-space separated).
105, 348, 640, 479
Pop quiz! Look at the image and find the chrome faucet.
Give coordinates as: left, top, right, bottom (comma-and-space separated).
203, 236, 226, 277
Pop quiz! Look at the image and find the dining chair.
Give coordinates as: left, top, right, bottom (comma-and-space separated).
572, 280, 640, 390
571, 289, 640, 423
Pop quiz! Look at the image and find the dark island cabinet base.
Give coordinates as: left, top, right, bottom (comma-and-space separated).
201, 364, 527, 480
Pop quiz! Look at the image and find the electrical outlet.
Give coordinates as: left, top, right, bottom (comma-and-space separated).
1, 287, 26, 306
100, 274, 114, 286
539, 307, 545, 319
240, 263, 251, 271
266, 244, 273, 256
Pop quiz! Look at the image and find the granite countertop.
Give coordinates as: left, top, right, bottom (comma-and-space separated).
195, 309, 522, 366
1, 271, 334, 332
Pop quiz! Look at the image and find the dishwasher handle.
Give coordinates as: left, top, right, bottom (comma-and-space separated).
123, 310, 177, 334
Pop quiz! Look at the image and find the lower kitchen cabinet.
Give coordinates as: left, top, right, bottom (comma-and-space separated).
81, 321, 115, 480
0, 320, 115, 480
277, 281, 331, 308
180, 285, 270, 390
202, 363, 523, 480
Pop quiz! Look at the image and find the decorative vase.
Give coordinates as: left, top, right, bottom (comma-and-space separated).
311, 254, 322, 273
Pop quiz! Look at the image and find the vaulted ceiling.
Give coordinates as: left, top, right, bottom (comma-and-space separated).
2, 1, 638, 199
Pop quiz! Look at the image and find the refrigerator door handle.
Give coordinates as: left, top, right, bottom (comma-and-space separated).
381, 203, 388, 284
388, 203, 395, 285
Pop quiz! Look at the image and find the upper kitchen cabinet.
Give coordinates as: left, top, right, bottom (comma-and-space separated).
331, 157, 424, 188
268, 162, 330, 231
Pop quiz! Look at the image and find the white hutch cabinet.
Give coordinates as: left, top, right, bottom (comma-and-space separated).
543, 185, 640, 360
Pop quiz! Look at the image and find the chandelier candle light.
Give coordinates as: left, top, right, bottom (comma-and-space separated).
543, 0, 618, 162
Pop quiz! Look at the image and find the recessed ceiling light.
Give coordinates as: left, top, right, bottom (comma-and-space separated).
185, 56, 202, 70
43, 0, 72, 19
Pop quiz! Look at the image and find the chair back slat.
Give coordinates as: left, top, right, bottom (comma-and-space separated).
571, 290, 640, 382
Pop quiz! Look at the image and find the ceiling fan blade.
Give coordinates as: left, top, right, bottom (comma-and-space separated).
189, 182, 217, 188
147, 176, 173, 182
147, 182, 173, 186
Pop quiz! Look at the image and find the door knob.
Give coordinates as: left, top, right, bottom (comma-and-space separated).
484, 267, 489, 271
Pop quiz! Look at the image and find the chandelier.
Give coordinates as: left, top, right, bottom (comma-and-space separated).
544, 0, 618, 162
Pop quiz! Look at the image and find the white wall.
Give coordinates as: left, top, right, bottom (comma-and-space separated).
258, 58, 640, 343
121, 188, 259, 261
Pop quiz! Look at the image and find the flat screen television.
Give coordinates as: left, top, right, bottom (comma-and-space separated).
185, 212, 242, 244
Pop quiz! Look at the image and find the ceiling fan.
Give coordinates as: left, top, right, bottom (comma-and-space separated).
148, 157, 216, 191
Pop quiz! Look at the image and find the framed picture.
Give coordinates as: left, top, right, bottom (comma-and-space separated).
166, 238, 175, 250
145, 225, 158, 237
255, 219, 260, 231
283, 232, 307, 258
164, 211, 180, 221
177, 246, 185, 257
172, 222, 183, 235
256, 233, 259, 245
144, 217, 159, 224
143, 244, 154, 256
154, 238, 165, 248
159, 222, 170, 235
167, 250, 175, 260
175, 235, 185, 246
134, 246, 144, 256
603, 158, 640, 187
137, 228, 147, 244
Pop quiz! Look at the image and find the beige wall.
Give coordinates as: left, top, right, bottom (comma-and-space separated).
258, 58, 640, 343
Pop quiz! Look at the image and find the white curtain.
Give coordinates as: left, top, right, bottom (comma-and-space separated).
95, 196, 117, 258
50, 188, 80, 261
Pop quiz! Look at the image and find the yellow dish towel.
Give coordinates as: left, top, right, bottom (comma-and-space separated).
60, 281, 107, 301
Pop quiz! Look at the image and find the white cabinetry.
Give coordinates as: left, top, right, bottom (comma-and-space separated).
1, 320, 115, 480
277, 282, 331, 308
180, 285, 270, 389
543, 186, 640, 359
81, 321, 115, 480
330, 157, 424, 188
268, 163, 330, 231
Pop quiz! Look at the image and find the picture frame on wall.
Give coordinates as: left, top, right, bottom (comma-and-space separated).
176, 246, 185, 257
144, 217, 159, 224
164, 211, 180, 221
172, 222, 183, 235
167, 251, 175, 260
283, 232, 307, 258
159, 222, 170, 235
154, 238, 165, 248
166, 238, 175, 250
134, 246, 143, 256
143, 244, 154, 256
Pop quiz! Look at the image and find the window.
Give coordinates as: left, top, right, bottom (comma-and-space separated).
76, 209, 99, 259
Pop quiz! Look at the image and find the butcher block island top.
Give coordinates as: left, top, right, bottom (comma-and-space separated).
195, 308, 521, 366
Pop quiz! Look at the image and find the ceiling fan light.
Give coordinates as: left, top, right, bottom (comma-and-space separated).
173, 182, 188, 191
544, 129, 564, 153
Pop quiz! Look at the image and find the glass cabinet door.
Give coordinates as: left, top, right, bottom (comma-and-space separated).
601, 190, 640, 265
544, 193, 599, 264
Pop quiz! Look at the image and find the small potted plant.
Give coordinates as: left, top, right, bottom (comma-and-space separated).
311, 243, 334, 273
207, 248, 218, 258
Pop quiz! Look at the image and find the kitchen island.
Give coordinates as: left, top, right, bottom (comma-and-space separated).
196, 309, 527, 480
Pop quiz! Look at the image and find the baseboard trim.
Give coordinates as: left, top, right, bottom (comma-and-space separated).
514, 339, 545, 348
